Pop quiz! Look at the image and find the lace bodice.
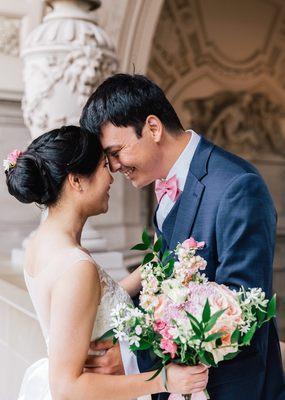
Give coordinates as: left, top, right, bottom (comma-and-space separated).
24, 248, 133, 352
93, 262, 132, 338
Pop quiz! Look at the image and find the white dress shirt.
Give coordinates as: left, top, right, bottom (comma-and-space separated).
156, 130, 201, 231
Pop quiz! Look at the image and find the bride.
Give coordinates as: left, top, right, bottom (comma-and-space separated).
5, 125, 208, 400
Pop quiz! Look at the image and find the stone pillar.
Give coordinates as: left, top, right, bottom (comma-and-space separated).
13, 0, 130, 279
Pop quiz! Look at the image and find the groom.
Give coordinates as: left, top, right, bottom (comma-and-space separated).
80, 74, 285, 399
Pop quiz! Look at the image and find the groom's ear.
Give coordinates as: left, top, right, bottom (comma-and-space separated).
145, 115, 163, 143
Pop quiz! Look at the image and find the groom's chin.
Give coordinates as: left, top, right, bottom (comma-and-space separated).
131, 178, 153, 189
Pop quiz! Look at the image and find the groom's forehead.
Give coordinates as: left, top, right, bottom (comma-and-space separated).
101, 126, 137, 151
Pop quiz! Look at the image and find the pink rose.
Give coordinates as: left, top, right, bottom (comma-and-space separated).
182, 237, 205, 250
154, 295, 168, 320
160, 338, 177, 359
7, 149, 22, 165
154, 320, 167, 332
160, 327, 173, 340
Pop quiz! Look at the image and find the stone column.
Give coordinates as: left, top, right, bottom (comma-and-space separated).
13, 0, 130, 279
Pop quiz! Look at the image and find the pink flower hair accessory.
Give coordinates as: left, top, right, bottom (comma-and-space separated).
3, 149, 23, 172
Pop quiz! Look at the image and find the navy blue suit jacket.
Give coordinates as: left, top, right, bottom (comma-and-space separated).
136, 136, 285, 400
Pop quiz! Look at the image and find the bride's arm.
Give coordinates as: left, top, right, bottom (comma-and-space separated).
119, 266, 142, 297
119, 233, 158, 297
48, 260, 164, 400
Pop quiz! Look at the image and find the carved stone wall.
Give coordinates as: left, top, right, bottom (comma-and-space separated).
148, 0, 285, 339
0, 16, 20, 57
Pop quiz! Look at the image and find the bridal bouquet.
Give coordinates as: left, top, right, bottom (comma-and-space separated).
102, 230, 276, 400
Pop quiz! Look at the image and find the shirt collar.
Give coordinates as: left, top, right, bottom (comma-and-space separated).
165, 130, 200, 191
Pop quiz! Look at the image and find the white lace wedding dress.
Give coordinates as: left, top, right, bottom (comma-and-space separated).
18, 247, 140, 400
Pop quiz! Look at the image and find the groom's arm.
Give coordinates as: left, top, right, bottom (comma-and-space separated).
215, 172, 276, 296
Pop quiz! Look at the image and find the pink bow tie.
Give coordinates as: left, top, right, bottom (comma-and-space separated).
155, 174, 181, 203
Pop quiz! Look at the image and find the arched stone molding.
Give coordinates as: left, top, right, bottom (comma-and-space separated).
117, 0, 164, 73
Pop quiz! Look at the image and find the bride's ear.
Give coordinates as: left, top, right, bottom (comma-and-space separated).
67, 173, 84, 192
145, 115, 163, 143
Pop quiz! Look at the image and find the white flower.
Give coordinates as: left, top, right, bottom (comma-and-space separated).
129, 335, 140, 347
114, 329, 127, 341
240, 324, 250, 334
3, 159, 10, 171
135, 325, 143, 336
161, 279, 189, 304
111, 303, 127, 318
130, 308, 144, 318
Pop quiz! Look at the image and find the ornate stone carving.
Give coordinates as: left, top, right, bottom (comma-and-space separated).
184, 92, 285, 160
21, 0, 118, 138
148, 0, 285, 90
0, 16, 20, 57
18, 0, 118, 258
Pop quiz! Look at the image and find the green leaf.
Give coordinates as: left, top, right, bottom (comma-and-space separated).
230, 328, 240, 344
223, 350, 240, 361
256, 308, 266, 323
153, 347, 164, 358
186, 312, 202, 336
146, 365, 164, 381
198, 350, 211, 367
202, 299, 211, 324
154, 237, 163, 253
267, 294, 276, 319
199, 351, 217, 367
96, 328, 114, 342
205, 309, 226, 332
164, 259, 175, 277
130, 243, 149, 251
162, 250, 171, 262
138, 340, 153, 350
142, 228, 151, 247
189, 334, 200, 341
204, 331, 225, 342
242, 322, 257, 345
142, 252, 154, 266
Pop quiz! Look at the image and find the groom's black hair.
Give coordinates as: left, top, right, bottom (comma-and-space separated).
80, 73, 184, 137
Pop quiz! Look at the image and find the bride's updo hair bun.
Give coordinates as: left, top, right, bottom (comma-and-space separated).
6, 125, 103, 207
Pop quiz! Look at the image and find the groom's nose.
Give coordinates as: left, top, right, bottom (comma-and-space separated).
109, 158, 121, 173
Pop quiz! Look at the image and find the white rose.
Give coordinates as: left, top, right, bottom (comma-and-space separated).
162, 279, 189, 304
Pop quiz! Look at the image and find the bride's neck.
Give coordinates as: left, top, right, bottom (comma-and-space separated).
43, 204, 87, 245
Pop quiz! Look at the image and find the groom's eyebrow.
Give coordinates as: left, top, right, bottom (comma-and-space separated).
104, 146, 121, 154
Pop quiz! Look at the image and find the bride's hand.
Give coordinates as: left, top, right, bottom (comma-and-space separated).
164, 363, 209, 394
84, 339, 125, 375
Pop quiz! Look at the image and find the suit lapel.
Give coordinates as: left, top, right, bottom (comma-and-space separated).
161, 136, 215, 250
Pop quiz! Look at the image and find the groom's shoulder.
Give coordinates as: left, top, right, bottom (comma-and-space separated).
207, 141, 260, 181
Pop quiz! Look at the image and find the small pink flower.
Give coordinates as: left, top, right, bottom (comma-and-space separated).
160, 338, 177, 359
7, 150, 22, 165
182, 237, 205, 250
160, 327, 173, 340
154, 320, 167, 332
